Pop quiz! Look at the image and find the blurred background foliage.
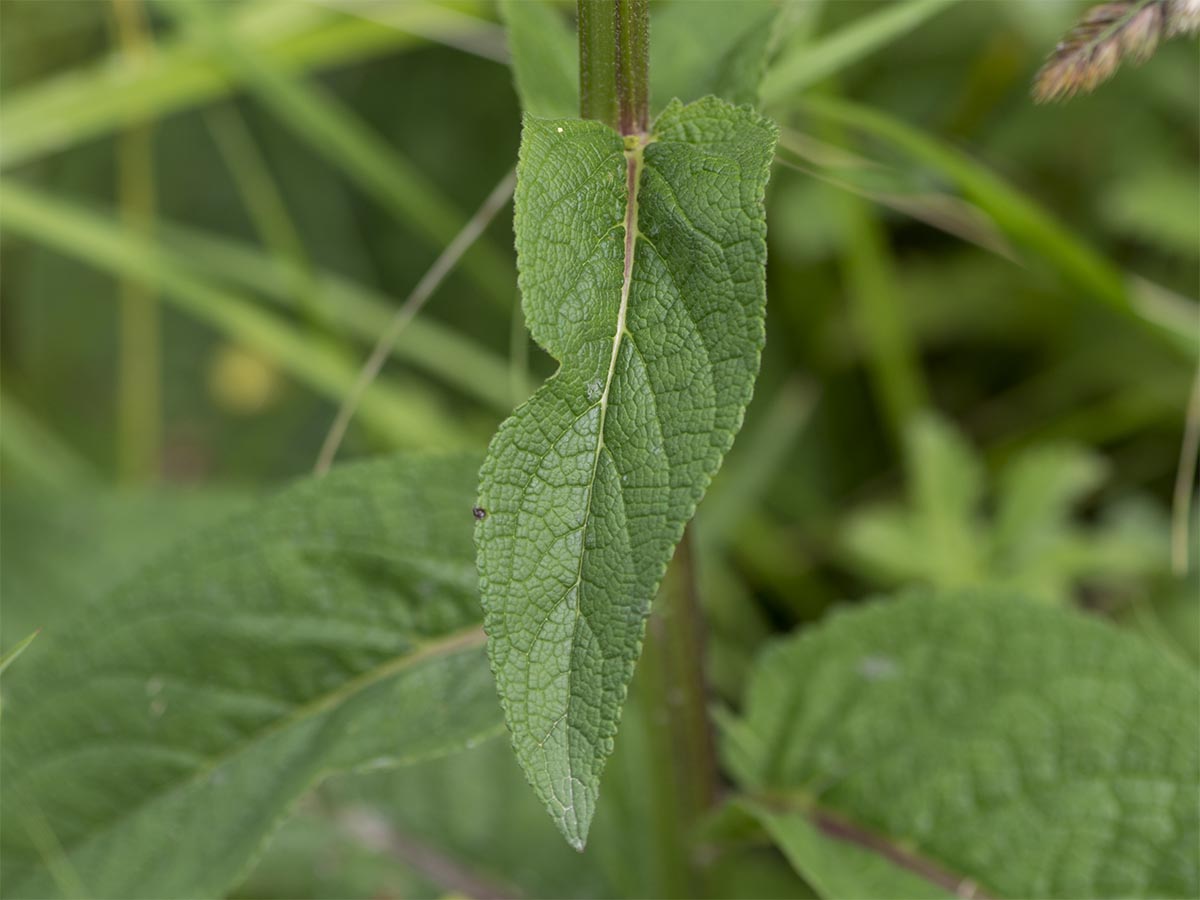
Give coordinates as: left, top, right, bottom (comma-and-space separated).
1, 0, 1196, 896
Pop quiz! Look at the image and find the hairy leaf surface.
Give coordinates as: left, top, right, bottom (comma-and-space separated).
476, 97, 776, 847
721, 589, 1200, 899
0, 454, 499, 899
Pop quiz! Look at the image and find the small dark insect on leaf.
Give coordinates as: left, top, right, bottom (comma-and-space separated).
473, 506, 487, 520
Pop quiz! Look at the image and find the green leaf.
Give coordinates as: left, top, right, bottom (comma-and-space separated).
476, 97, 777, 848
254, 737, 615, 899
721, 588, 1200, 899
229, 808, 431, 900
240, 677, 717, 900
845, 413, 1167, 605
845, 413, 985, 588
499, 0, 578, 119
732, 799, 955, 900
1, 483, 247, 653
907, 412, 986, 581
0, 454, 500, 899
650, 0, 780, 108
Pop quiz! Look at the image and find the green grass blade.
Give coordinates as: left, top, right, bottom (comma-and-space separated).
0, 179, 473, 449
799, 96, 1198, 361
205, 103, 323, 330
761, 0, 962, 106
109, 0, 164, 487
164, 0, 515, 310
0, 0, 493, 170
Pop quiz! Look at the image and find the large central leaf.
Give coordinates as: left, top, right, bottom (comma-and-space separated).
476, 96, 776, 847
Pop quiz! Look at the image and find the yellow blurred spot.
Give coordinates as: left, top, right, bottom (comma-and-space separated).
208, 343, 282, 415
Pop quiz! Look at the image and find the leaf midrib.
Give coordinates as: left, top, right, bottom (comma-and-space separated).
9, 623, 488, 887
553, 133, 654, 846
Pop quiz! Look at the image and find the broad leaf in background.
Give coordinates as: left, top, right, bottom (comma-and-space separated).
0, 484, 248, 653
229, 806, 434, 900
721, 588, 1200, 899
844, 413, 1168, 604
0, 454, 499, 899
235, 737, 612, 899
476, 97, 777, 847
238, 673, 812, 900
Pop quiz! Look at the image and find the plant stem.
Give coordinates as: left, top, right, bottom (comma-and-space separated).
110, 0, 161, 484
666, 527, 720, 818
205, 103, 323, 334
578, 0, 648, 134
613, 0, 648, 135
578, 0, 615, 128
640, 526, 721, 897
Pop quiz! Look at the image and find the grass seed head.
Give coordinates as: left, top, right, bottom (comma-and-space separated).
1034, 0, 1196, 102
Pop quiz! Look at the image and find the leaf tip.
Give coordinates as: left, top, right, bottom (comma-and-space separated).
549, 783, 596, 852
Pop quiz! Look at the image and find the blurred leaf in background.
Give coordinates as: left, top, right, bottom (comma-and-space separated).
1, 454, 496, 899
722, 588, 1200, 899
843, 412, 1170, 606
